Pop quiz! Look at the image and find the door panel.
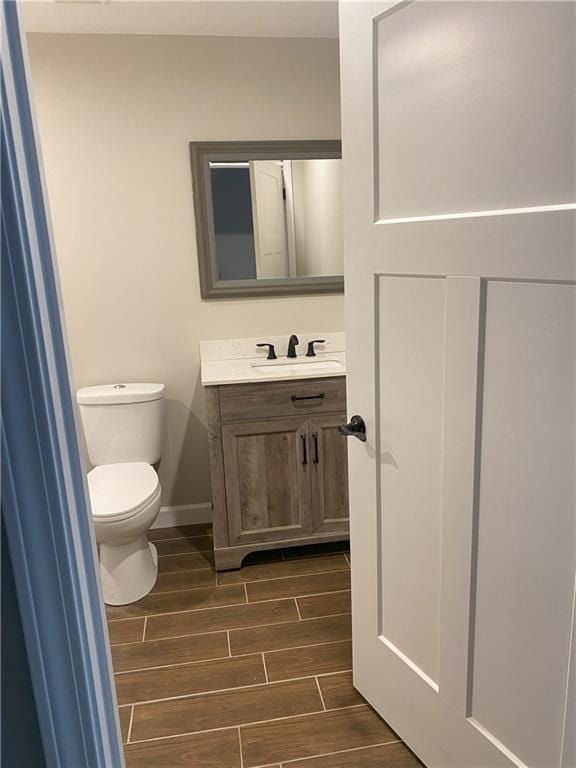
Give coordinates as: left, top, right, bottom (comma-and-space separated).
309, 414, 349, 534
340, 1, 576, 766
378, 276, 446, 685
250, 160, 289, 278
375, 1, 576, 220
222, 417, 311, 545
470, 281, 576, 768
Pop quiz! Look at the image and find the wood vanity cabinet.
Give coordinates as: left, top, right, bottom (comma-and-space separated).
205, 376, 349, 570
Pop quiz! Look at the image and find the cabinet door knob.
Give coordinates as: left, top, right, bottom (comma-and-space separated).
338, 415, 367, 442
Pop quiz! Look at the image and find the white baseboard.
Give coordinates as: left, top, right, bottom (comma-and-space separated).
151, 502, 213, 529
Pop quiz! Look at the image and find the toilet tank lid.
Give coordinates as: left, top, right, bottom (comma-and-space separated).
76, 383, 165, 405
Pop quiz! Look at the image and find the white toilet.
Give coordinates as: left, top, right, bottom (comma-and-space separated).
77, 383, 165, 606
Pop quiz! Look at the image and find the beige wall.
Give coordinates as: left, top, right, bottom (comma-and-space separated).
27, 33, 344, 506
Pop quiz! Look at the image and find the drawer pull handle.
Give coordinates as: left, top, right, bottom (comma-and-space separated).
300, 433, 308, 465
291, 393, 325, 402
312, 432, 319, 464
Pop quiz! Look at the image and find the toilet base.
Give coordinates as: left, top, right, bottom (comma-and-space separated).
99, 536, 158, 605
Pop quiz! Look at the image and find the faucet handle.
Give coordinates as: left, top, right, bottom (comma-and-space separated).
256, 343, 277, 360
306, 339, 326, 357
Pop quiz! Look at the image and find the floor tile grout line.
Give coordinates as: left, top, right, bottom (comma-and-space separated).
262, 653, 269, 683
109, 584, 248, 621
150, 532, 213, 543
231, 634, 352, 661
115, 656, 353, 681
344, 552, 351, 567
150, 579, 218, 597
238, 726, 245, 768
108, 616, 147, 626
324, 704, 367, 713
108, 584, 350, 625
112, 639, 353, 676
113, 597, 350, 628
117, 669, 356, 708
110, 574, 350, 623
266, 665, 354, 682
222, 564, 350, 587
295, 599, 303, 621
227, 630, 232, 657
109, 626, 232, 649
154, 540, 212, 550
272, 739, 403, 768
248, 589, 351, 605
154, 536, 213, 546
150, 523, 211, 534
154, 554, 215, 566
141, 616, 147, 642
129, 702, 374, 745
157, 550, 214, 558
107, 595, 250, 623
126, 704, 135, 744
144, 611, 351, 656
114, 651, 237, 676
109, 572, 217, 602
282, 550, 350, 563
244, 582, 249, 603
150, 531, 211, 538
314, 676, 326, 712
120, 677, 278, 709
109, 593, 297, 623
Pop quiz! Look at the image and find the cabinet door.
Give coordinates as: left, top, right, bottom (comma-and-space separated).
309, 414, 350, 534
222, 417, 312, 546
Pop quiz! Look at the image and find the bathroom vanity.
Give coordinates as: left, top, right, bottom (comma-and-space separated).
201, 334, 349, 570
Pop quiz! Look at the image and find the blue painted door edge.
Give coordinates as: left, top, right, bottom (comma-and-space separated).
1, 3, 124, 766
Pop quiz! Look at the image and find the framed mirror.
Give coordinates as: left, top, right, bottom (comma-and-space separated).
190, 140, 343, 299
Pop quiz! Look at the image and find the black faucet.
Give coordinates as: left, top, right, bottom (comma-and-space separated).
287, 334, 299, 358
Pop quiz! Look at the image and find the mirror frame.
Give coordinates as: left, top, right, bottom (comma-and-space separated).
190, 140, 343, 299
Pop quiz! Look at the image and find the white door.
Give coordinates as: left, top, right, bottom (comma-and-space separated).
340, 2, 576, 767
249, 160, 290, 278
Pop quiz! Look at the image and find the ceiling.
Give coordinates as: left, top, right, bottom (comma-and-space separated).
21, 0, 340, 38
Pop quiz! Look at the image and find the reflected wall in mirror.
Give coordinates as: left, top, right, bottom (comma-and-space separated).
190, 141, 343, 298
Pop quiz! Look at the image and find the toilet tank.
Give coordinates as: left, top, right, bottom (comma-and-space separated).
77, 383, 165, 467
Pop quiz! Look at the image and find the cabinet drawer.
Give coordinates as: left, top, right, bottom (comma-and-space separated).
218, 377, 346, 423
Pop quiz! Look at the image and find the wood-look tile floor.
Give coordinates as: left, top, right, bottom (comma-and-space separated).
106, 525, 422, 768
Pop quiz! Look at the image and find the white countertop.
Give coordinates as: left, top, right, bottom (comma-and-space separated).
200, 332, 346, 386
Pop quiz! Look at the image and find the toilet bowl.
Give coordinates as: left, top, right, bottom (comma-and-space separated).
77, 382, 165, 606
88, 462, 161, 605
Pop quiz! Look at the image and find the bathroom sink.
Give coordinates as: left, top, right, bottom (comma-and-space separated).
251, 359, 344, 377
200, 334, 346, 386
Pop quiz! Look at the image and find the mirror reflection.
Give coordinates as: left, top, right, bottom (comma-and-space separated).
210, 159, 343, 281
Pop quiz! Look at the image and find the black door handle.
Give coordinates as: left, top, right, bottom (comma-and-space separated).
300, 433, 308, 465
338, 415, 367, 442
312, 432, 319, 463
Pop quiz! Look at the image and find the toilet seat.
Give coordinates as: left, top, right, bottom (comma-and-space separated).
88, 462, 160, 522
